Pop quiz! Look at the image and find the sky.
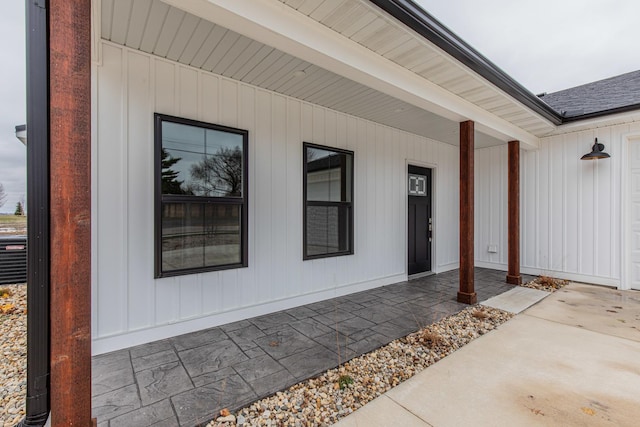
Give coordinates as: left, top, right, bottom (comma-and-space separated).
0, 0, 638, 213
0, 2, 26, 214
415, 0, 640, 94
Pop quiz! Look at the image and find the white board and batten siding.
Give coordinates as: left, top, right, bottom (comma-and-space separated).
92, 42, 460, 354
475, 121, 640, 289
626, 136, 640, 290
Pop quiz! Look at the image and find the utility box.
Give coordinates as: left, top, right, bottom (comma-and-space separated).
0, 236, 27, 285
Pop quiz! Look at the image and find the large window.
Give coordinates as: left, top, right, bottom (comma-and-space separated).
155, 114, 248, 277
303, 142, 354, 259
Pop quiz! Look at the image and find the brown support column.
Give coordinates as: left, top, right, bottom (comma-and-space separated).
49, 0, 93, 425
458, 121, 477, 304
506, 140, 522, 285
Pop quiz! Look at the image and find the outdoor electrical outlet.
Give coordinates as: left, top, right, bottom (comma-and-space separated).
487, 244, 498, 253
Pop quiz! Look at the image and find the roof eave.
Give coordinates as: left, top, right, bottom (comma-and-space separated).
559, 103, 640, 123
369, 0, 564, 126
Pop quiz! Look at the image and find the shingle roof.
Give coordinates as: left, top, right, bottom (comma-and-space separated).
538, 70, 640, 119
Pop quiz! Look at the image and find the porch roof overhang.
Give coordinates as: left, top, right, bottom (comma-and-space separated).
98, 0, 562, 150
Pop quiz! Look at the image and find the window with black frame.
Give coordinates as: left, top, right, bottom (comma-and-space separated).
303, 142, 354, 259
155, 113, 248, 277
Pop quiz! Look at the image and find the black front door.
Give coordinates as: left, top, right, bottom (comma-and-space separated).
408, 165, 432, 275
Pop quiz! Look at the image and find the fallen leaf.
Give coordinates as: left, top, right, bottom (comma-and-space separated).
581, 407, 596, 416
220, 408, 230, 417
269, 340, 279, 347
0, 303, 16, 314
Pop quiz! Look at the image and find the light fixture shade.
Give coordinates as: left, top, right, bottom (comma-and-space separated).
581, 138, 610, 160
15, 124, 27, 146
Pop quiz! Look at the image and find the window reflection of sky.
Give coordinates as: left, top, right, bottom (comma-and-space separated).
162, 122, 243, 193
307, 147, 333, 161
306, 147, 352, 203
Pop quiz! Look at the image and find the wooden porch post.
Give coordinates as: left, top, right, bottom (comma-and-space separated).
506, 140, 522, 285
49, 0, 93, 425
458, 120, 477, 304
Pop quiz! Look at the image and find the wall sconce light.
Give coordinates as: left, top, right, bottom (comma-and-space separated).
15, 124, 27, 145
581, 138, 610, 160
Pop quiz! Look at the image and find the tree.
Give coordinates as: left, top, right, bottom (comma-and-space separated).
0, 183, 6, 208
14, 201, 24, 216
161, 148, 188, 194
186, 146, 243, 197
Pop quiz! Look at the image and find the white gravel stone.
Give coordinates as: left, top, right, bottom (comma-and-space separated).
206, 305, 514, 427
0, 284, 27, 427
521, 276, 568, 292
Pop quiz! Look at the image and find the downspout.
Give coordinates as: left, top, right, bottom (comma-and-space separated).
17, 0, 50, 425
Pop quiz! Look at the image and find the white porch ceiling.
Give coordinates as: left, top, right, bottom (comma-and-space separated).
100, 0, 554, 148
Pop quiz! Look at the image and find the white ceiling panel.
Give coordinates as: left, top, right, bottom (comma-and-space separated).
309, 0, 344, 21
101, 0, 551, 146
109, 0, 133, 46
341, 11, 378, 38
189, 25, 228, 69
125, 0, 153, 48
209, 36, 254, 76
177, 19, 215, 65
230, 45, 276, 81
101, 0, 114, 40
282, 0, 306, 9
153, 7, 185, 57
320, 1, 361, 28
297, 0, 323, 15
275, 0, 555, 138
138, 0, 170, 53
166, 13, 200, 62
201, 30, 240, 72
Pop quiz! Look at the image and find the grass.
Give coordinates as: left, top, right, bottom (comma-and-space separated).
0, 215, 27, 224
337, 374, 354, 390
0, 215, 27, 235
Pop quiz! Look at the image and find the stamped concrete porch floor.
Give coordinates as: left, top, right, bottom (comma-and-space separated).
92, 268, 535, 427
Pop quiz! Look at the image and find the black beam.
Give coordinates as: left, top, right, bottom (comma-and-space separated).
18, 0, 50, 425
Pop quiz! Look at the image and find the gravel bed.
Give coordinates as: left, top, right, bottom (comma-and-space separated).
0, 284, 27, 427
521, 276, 569, 293
207, 305, 513, 427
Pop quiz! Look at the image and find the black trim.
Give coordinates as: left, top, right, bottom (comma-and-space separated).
154, 113, 249, 278
560, 102, 640, 122
303, 142, 354, 260
368, 0, 564, 125
19, 0, 50, 425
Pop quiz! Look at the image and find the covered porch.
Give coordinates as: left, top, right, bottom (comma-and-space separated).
92, 268, 535, 426
25, 0, 560, 424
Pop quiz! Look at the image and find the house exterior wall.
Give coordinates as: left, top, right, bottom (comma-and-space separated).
475, 120, 640, 288
91, 41, 460, 354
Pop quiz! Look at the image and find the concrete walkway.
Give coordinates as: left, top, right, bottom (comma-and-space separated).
335, 283, 640, 427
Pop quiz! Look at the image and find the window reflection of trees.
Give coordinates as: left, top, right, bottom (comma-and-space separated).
160, 147, 242, 197
161, 148, 190, 195
186, 146, 242, 197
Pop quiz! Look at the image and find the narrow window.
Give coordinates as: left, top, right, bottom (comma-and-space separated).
155, 114, 248, 277
303, 142, 354, 259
